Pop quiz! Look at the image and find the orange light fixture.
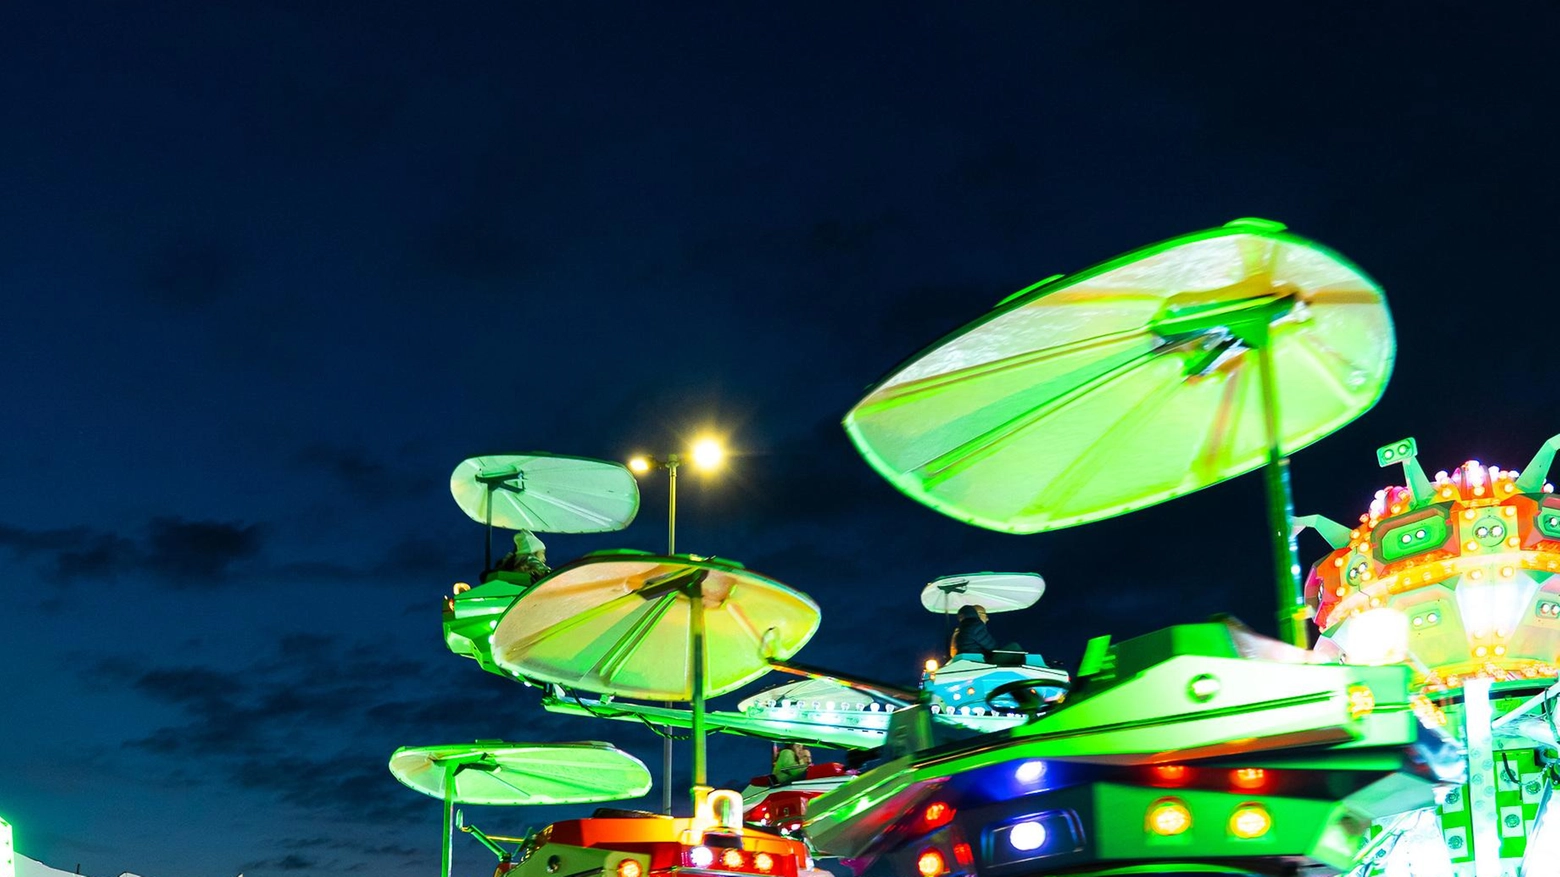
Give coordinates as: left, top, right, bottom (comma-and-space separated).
754, 852, 775, 873
922, 801, 955, 829
1151, 764, 1189, 784
721, 849, 745, 869
1230, 768, 1267, 791
916, 848, 947, 877
617, 860, 643, 877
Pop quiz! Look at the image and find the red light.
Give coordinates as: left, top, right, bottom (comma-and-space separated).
916, 849, 947, 877
1152, 764, 1189, 785
922, 801, 956, 829
1230, 768, 1267, 790
952, 842, 974, 867
721, 849, 745, 869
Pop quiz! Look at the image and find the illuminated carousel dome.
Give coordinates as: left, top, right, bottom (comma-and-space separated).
1304, 435, 1560, 695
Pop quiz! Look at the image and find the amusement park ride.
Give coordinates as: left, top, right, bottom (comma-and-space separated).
396, 219, 1560, 877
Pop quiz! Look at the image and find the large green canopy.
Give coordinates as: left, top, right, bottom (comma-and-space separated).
491, 553, 820, 700
388, 741, 651, 806
844, 219, 1393, 533
449, 453, 640, 534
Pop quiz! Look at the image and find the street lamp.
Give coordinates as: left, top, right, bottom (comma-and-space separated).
627, 438, 724, 556
627, 437, 726, 813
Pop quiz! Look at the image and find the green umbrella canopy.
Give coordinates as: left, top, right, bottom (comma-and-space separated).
450, 454, 640, 534
491, 553, 821, 700
844, 219, 1394, 534
920, 572, 1045, 614
388, 741, 652, 806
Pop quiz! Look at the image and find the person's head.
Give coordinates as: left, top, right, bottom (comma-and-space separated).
957, 604, 989, 623
514, 530, 546, 562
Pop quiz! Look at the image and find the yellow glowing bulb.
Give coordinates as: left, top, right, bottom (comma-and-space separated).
1229, 804, 1272, 839
628, 456, 651, 474
1147, 799, 1192, 836
924, 659, 939, 674
691, 438, 725, 470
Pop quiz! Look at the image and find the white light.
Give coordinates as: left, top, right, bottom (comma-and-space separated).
1015, 761, 1046, 783
1009, 820, 1047, 852
691, 438, 724, 470
1335, 607, 1410, 665
689, 846, 714, 868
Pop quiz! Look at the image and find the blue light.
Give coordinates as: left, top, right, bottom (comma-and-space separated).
1014, 760, 1046, 783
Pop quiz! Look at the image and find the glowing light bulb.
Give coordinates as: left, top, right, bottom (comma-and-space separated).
1009, 820, 1047, 851
690, 438, 724, 470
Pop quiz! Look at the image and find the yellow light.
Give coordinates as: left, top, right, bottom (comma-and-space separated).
617, 860, 643, 877
1347, 684, 1376, 719
754, 853, 775, 873
916, 849, 947, 877
1147, 799, 1192, 836
628, 456, 652, 474
1229, 804, 1272, 839
691, 438, 725, 470
924, 659, 939, 674
721, 849, 745, 869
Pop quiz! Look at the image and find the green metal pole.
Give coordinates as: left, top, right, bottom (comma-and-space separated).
691, 575, 708, 809
1255, 340, 1306, 648
441, 765, 455, 877
663, 456, 679, 815
667, 457, 678, 555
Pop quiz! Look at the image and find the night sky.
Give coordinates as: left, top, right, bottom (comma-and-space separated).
4, 3, 1560, 876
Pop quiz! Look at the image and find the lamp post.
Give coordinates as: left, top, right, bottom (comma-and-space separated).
627, 437, 725, 813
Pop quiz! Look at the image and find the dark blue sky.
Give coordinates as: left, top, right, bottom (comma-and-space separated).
3, 3, 1559, 875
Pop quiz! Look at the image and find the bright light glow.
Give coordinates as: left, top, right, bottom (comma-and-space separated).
922, 801, 955, 828
952, 842, 973, 867
628, 456, 651, 474
1152, 764, 1188, 784
1334, 607, 1409, 665
1348, 684, 1376, 719
617, 859, 643, 877
1009, 820, 1048, 851
754, 852, 775, 873
689, 846, 714, 868
1147, 799, 1192, 836
1015, 760, 1046, 783
1188, 674, 1220, 701
691, 438, 725, 470
721, 848, 745, 869
1230, 768, 1267, 790
1228, 804, 1272, 839
916, 849, 946, 877
924, 659, 939, 674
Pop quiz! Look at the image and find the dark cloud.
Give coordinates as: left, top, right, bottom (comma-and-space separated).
239, 853, 316, 873
0, 522, 135, 582
293, 443, 442, 504
143, 517, 265, 584
140, 238, 241, 311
